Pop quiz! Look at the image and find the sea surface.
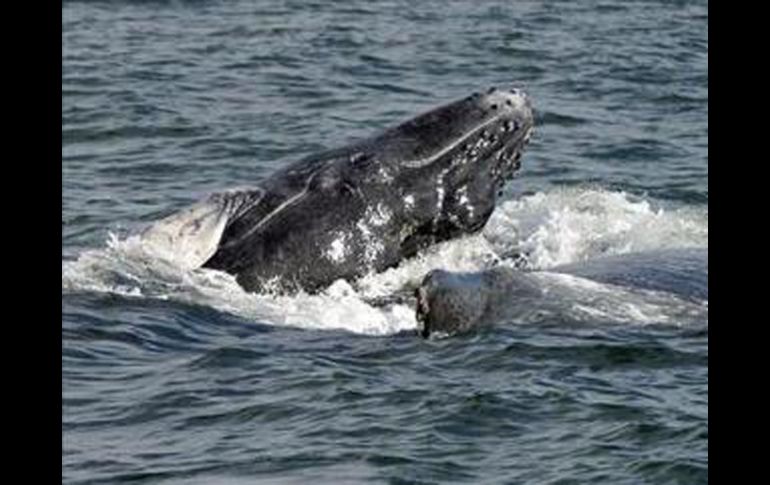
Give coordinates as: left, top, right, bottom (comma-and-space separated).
62, 1, 708, 483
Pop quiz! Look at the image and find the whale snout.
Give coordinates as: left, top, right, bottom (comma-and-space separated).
477, 86, 535, 152
479, 86, 533, 118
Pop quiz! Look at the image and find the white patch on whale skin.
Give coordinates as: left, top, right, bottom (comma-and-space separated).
404, 195, 415, 210
378, 166, 394, 183
326, 232, 349, 263
356, 217, 385, 267
436, 185, 446, 213
369, 203, 391, 227
349, 203, 392, 266
434, 165, 453, 215
457, 185, 475, 218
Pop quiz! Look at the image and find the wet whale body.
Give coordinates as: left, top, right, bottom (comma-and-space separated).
144, 88, 534, 293
415, 247, 708, 338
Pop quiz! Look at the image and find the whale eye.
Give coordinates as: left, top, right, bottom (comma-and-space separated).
350, 152, 369, 165
340, 180, 357, 197
490, 104, 499, 110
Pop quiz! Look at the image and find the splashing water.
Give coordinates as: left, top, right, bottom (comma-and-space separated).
62, 188, 708, 335
484, 187, 707, 269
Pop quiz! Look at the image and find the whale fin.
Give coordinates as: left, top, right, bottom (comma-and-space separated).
141, 191, 253, 270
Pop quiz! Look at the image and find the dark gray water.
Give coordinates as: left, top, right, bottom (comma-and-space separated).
63, 1, 708, 483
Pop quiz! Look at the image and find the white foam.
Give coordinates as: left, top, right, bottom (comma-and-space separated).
483, 187, 707, 269
63, 236, 417, 336
355, 234, 497, 299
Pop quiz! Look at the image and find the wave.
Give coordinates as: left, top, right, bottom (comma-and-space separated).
62, 187, 708, 335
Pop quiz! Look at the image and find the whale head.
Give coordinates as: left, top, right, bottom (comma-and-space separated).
415, 269, 490, 339
415, 266, 543, 338
362, 87, 535, 256
201, 87, 535, 294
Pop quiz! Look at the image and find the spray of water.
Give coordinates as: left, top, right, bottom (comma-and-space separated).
62, 188, 708, 335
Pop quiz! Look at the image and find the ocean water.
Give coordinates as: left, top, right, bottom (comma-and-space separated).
62, 1, 708, 484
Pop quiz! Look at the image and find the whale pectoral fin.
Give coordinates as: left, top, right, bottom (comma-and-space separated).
140, 193, 241, 270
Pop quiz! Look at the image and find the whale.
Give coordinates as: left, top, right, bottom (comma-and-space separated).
143, 87, 535, 294
415, 247, 708, 338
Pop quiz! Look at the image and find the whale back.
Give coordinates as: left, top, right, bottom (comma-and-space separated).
551, 247, 708, 301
